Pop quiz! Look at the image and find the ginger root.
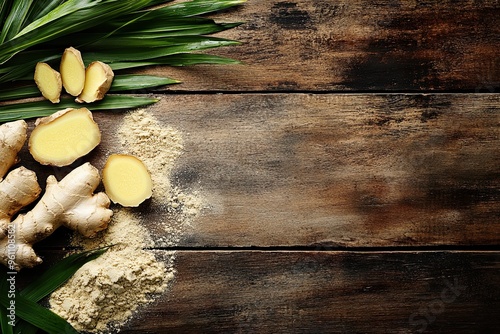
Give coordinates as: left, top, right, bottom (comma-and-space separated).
0, 163, 112, 269
0, 120, 27, 177
76, 61, 114, 103
34, 62, 62, 103
0, 120, 112, 269
29, 107, 101, 167
0, 121, 41, 239
60, 47, 86, 96
102, 154, 153, 207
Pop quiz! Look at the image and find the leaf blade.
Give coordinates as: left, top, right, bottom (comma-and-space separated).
20, 247, 110, 302
0, 95, 159, 122
0, 305, 14, 334
0, 271, 78, 334
111, 75, 179, 91
0, 0, 34, 43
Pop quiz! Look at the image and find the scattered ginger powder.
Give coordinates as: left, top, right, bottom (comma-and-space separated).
50, 110, 202, 333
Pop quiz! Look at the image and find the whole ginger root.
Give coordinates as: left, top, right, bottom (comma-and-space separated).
0, 120, 113, 270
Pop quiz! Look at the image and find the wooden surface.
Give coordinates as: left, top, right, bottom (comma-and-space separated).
24, 1, 500, 333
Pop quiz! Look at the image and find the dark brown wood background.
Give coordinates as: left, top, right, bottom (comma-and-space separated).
27, 1, 500, 333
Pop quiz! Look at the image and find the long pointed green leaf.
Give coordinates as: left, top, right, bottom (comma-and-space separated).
0, 0, 158, 64
0, 55, 59, 84
15, 0, 99, 38
0, 85, 39, 101
0, 0, 34, 43
20, 247, 110, 302
0, 278, 78, 334
0, 95, 158, 122
0, 0, 12, 27
0, 305, 14, 334
148, 53, 243, 66
111, 75, 179, 91
23, 0, 65, 26
0, 271, 79, 334
85, 35, 236, 49
109, 53, 241, 70
152, 0, 246, 18
83, 38, 239, 63
13, 321, 37, 334
44, 19, 241, 47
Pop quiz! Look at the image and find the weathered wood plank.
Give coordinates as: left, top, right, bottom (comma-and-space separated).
112, 250, 498, 334
21, 94, 500, 248
145, 0, 500, 92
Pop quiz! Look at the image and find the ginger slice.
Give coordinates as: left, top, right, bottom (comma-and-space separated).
29, 108, 101, 166
60, 47, 85, 96
76, 61, 114, 103
34, 62, 62, 103
102, 154, 153, 207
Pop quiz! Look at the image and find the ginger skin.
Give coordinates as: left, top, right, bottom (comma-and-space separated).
0, 120, 113, 270
0, 121, 41, 239
0, 120, 27, 177
76, 61, 114, 103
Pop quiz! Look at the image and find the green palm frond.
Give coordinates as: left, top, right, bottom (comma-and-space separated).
0, 0, 245, 121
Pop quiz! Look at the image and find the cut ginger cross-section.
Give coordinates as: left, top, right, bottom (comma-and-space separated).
102, 154, 153, 207
29, 108, 101, 167
34, 62, 62, 103
76, 61, 114, 103
60, 47, 86, 96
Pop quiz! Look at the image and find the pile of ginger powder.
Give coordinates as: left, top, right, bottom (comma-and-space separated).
49, 110, 202, 333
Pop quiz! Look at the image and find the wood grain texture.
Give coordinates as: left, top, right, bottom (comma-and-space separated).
20, 93, 499, 248
143, 0, 500, 92
108, 250, 499, 334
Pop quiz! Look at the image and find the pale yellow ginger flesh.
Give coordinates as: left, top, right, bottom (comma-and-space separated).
76, 61, 114, 103
0, 120, 112, 270
60, 47, 85, 96
103, 154, 153, 207
29, 107, 101, 167
34, 62, 62, 103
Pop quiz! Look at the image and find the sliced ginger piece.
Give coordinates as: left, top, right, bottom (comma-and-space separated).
34, 62, 62, 103
60, 47, 85, 96
76, 61, 114, 103
102, 154, 153, 207
29, 108, 101, 166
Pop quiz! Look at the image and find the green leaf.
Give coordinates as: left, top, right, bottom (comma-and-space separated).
83, 37, 239, 63
0, 0, 159, 64
23, 0, 65, 27
20, 247, 110, 302
109, 53, 240, 71
0, 0, 12, 29
13, 321, 37, 334
0, 0, 34, 43
111, 75, 179, 91
0, 305, 14, 334
0, 85, 39, 101
0, 270, 79, 334
0, 95, 158, 122
0, 51, 58, 83
14, 0, 99, 38
147, 53, 242, 66
137, 0, 246, 19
